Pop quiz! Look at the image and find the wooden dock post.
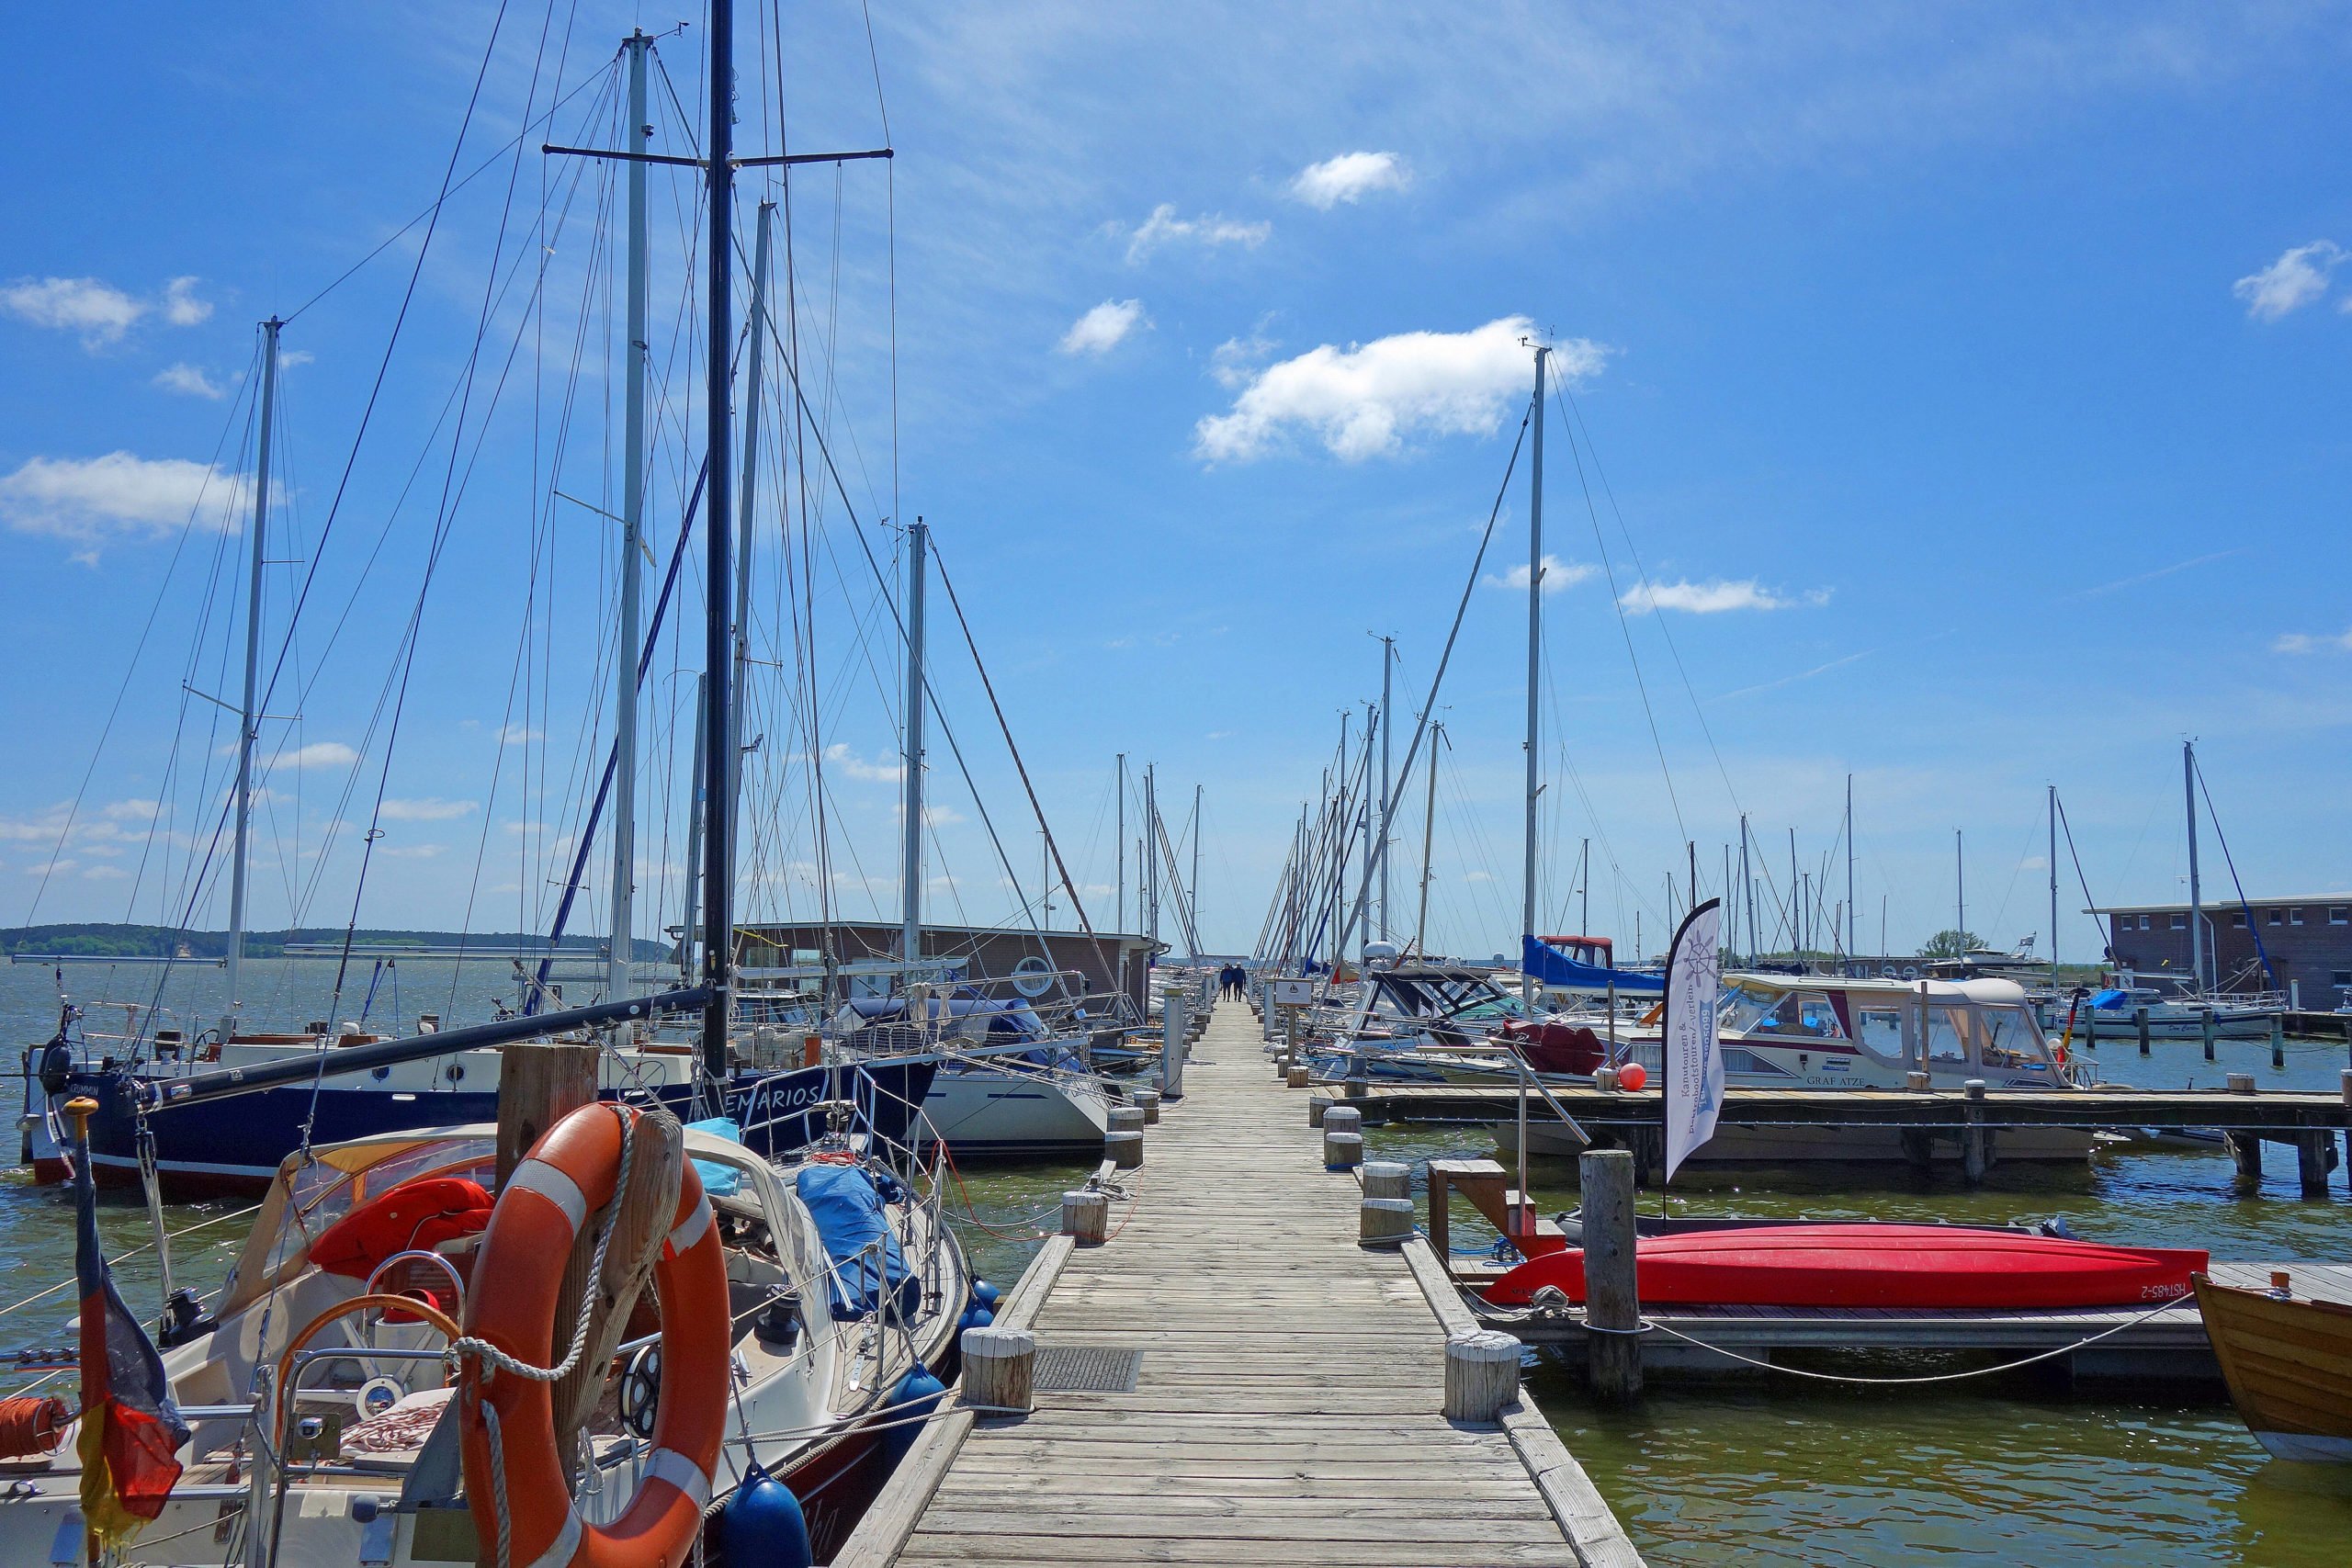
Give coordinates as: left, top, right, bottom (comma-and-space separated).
1285, 1064, 1310, 1089
1108, 1105, 1146, 1135
2083, 1010, 2097, 1051
2138, 1005, 2152, 1055
2201, 1007, 2217, 1062
2272, 1015, 2287, 1071
1308, 1093, 1332, 1127
1443, 1330, 1522, 1424
1361, 1160, 1411, 1201
2297, 1131, 2333, 1198
494, 1040, 600, 1188
1132, 1088, 1159, 1125
1324, 1129, 1365, 1170
2227, 1072, 2257, 1095
1361, 1196, 1417, 1246
1322, 1104, 1362, 1137
960, 1325, 1035, 1416
1061, 1189, 1109, 1244
2225, 1133, 2264, 1183
1962, 1079, 1992, 1185
1579, 1147, 1642, 1403
1105, 1129, 1144, 1169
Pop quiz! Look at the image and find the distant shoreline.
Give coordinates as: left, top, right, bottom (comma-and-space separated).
1, 923, 670, 963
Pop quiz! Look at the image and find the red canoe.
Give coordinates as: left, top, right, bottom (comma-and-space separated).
1481, 1224, 2207, 1311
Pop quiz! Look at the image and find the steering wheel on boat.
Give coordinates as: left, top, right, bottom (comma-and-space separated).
274, 1293, 460, 1439
619, 1343, 661, 1439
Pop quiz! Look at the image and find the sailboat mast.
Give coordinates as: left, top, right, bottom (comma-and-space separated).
2048, 784, 2059, 993
1192, 782, 1203, 957
609, 31, 650, 1005
731, 199, 774, 869
1955, 829, 1965, 942
678, 673, 707, 981
698, 0, 737, 1080
1415, 722, 1442, 955
1377, 635, 1394, 942
1845, 774, 1855, 975
899, 520, 927, 962
1115, 753, 1126, 931
1520, 344, 1547, 1005
2185, 739, 2204, 992
224, 316, 281, 1034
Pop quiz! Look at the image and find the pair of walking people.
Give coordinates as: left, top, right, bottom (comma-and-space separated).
1216, 964, 1249, 1000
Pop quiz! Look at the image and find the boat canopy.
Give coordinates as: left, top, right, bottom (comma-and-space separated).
1521, 934, 1665, 996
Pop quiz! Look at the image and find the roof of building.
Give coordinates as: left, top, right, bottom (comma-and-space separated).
2086, 897, 2352, 916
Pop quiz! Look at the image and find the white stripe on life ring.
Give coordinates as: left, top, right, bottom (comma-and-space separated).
665, 1198, 713, 1258
522, 1505, 582, 1568
645, 1445, 714, 1510
507, 1160, 588, 1235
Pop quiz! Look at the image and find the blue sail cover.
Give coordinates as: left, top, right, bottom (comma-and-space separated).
795, 1164, 917, 1321
1521, 934, 1664, 995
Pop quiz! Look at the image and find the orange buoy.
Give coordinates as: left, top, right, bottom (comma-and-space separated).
458, 1104, 729, 1568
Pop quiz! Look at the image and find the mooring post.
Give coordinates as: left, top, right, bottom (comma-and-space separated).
2083, 1010, 2096, 1051
1442, 1330, 1521, 1424
1359, 1160, 1414, 1246
1579, 1147, 1642, 1403
2224, 1133, 2264, 1184
494, 1040, 602, 1189
2201, 1008, 2217, 1062
1308, 1093, 1332, 1128
2271, 1014, 2286, 1071
1106, 1129, 1144, 1170
1133, 1088, 1160, 1125
1062, 1189, 1109, 1245
1962, 1078, 1991, 1185
1108, 1105, 1146, 1136
1286, 1065, 1310, 1089
2296, 1131, 2332, 1198
2137, 1005, 2151, 1055
962, 1325, 1035, 1416
1159, 984, 1188, 1100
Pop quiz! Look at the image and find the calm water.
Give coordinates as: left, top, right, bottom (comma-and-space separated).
6, 961, 2349, 1562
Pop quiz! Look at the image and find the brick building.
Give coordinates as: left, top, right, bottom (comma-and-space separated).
2089, 895, 2352, 1006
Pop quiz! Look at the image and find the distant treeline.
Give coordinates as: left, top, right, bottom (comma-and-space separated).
1, 925, 671, 962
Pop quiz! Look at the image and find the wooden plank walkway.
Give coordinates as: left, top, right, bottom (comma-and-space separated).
837, 1000, 1643, 1567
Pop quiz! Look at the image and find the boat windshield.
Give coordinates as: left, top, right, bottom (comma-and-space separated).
1720, 984, 1845, 1040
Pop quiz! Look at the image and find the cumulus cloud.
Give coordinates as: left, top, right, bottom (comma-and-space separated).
1290, 151, 1410, 209
378, 797, 480, 821
0, 451, 250, 546
1057, 299, 1149, 355
153, 363, 227, 400
1121, 203, 1270, 264
1210, 331, 1277, 389
1483, 554, 1597, 595
1195, 316, 1604, 462
2274, 627, 2352, 654
1619, 579, 1829, 615
824, 742, 905, 784
268, 741, 358, 769
2233, 242, 2346, 320
0, 275, 212, 347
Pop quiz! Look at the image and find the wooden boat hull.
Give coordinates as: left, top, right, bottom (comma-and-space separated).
1484, 1223, 2206, 1310
2195, 1272, 2352, 1462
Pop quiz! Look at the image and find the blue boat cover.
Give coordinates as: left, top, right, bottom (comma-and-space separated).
2088, 989, 2129, 1009
685, 1117, 747, 1200
1521, 934, 1665, 995
795, 1164, 916, 1321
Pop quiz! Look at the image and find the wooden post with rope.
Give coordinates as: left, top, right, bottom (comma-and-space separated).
554, 1108, 684, 1480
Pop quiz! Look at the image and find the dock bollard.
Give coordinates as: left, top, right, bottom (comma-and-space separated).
2138, 1006, 2151, 1055
2272, 1016, 2286, 1071
1108, 1106, 1146, 1135
1360, 1161, 1411, 1201
1360, 1197, 1416, 1247
1285, 1065, 1310, 1089
2201, 1008, 2217, 1062
1579, 1147, 1641, 1403
1133, 1089, 1160, 1125
1962, 1079, 1992, 1184
2341, 1069, 2352, 1107
1905, 1070, 1931, 1093
1062, 1190, 1108, 1245
2226, 1072, 2257, 1094
961, 1325, 1035, 1415
1323, 1131, 1364, 1171
1308, 1095, 1333, 1128
1106, 1130, 1144, 1170
1443, 1330, 1522, 1424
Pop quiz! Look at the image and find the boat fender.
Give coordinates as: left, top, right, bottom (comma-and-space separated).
721, 1462, 812, 1568
0, 1395, 68, 1458
959, 1303, 995, 1332
882, 1368, 946, 1465
970, 1277, 1001, 1309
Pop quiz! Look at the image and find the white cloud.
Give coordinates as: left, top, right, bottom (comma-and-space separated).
1210, 331, 1277, 389
379, 843, 447, 859
1464, 870, 1495, 884
895, 803, 967, 829
278, 350, 315, 369
0, 275, 213, 347
1195, 316, 1605, 462
1620, 579, 1830, 615
2274, 627, 2352, 654
153, 363, 227, 400
274, 741, 358, 769
495, 724, 542, 746
0, 451, 248, 545
1290, 151, 1410, 209
1122, 204, 1270, 264
1057, 299, 1149, 356
378, 796, 479, 821
824, 742, 905, 784
2233, 241, 2346, 320
1483, 554, 1597, 595
160, 276, 212, 326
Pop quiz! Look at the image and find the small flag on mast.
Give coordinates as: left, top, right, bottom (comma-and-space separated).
1660, 898, 1724, 1184
66, 1097, 188, 1550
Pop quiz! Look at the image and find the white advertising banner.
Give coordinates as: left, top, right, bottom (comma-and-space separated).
1661, 897, 1724, 1184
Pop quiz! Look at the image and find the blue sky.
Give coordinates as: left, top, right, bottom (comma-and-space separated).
2, 3, 2347, 965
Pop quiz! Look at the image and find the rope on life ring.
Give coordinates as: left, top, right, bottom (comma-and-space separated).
454, 1102, 729, 1568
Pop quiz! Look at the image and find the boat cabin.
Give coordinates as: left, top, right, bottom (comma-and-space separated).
1694, 973, 2080, 1089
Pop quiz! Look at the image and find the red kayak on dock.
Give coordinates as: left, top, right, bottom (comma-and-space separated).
1481, 1224, 2206, 1311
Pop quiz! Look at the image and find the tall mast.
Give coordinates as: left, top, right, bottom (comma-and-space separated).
1580, 838, 1590, 945
1114, 753, 1126, 931
2047, 784, 2059, 993
899, 519, 927, 963
731, 198, 775, 872
1415, 722, 1442, 956
1520, 344, 1548, 1005
608, 32, 651, 1005
1376, 634, 1395, 942
223, 316, 281, 1034
1955, 829, 1965, 942
698, 0, 737, 1081
1739, 817, 1752, 964
1144, 765, 1158, 953
1845, 774, 1855, 974
677, 673, 707, 981
1192, 782, 1203, 958
2185, 739, 2204, 991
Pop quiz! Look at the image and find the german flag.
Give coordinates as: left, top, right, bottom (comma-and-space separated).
69, 1100, 188, 1549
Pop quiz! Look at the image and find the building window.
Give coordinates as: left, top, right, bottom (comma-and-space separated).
2269, 908, 2284, 926
2170, 914, 2186, 930
2291, 908, 2306, 926
2331, 907, 2349, 925
2335, 970, 2352, 988
2231, 911, 2247, 927
2139, 915, 2152, 931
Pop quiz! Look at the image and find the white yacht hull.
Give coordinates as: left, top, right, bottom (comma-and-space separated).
914, 1068, 1110, 1157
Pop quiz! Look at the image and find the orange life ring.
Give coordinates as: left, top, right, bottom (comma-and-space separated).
457, 1105, 729, 1568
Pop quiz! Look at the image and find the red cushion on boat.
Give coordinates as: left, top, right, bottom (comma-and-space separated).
309, 1178, 494, 1281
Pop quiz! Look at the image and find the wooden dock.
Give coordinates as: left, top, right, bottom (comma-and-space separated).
835, 1001, 1643, 1567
